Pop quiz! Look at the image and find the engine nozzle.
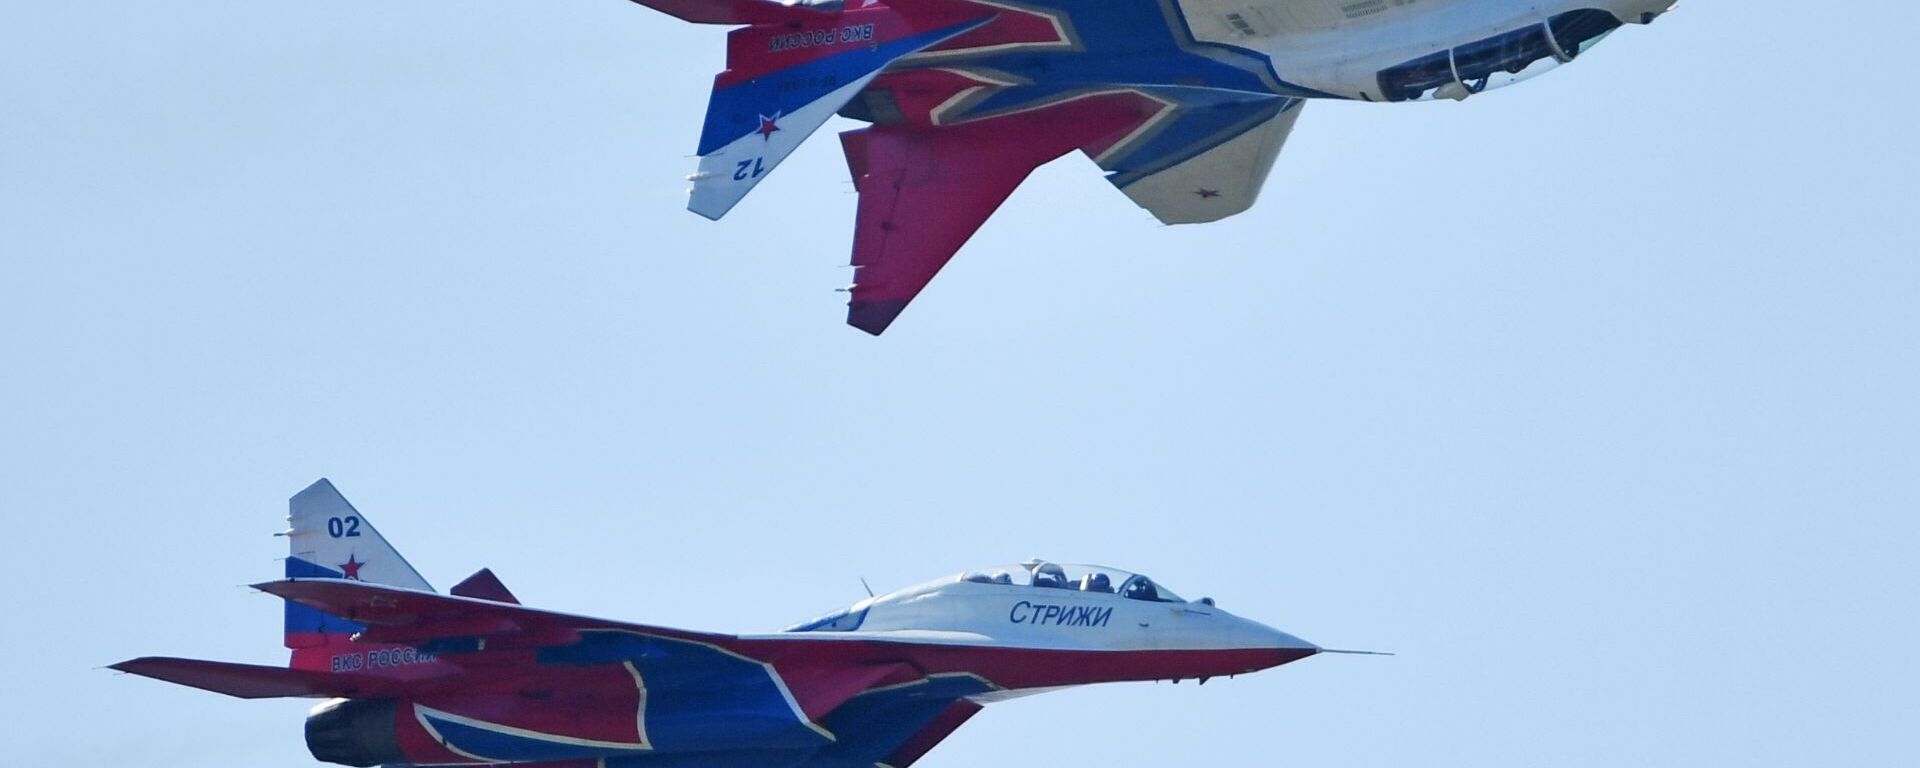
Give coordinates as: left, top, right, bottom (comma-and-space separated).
305, 698, 404, 767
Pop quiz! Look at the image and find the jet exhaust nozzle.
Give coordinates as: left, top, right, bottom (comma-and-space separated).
305, 697, 404, 768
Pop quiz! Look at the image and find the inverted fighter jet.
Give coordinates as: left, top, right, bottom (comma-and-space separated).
624, 0, 1681, 333
113, 480, 1340, 767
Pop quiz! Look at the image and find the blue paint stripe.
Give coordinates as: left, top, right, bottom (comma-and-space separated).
283, 557, 362, 635
538, 632, 830, 751
815, 676, 996, 764
696, 21, 981, 155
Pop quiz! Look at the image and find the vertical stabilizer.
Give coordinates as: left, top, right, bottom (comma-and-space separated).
686, 5, 991, 219
282, 479, 433, 649
449, 568, 520, 604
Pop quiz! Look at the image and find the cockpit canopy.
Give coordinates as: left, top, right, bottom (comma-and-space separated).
1375, 9, 1625, 102
956, 560, 1186, 603
784, 560, 1188, 633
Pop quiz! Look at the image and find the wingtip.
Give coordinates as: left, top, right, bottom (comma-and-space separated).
687, 181, 744, 222
108, 656, 183, 678
847, 300, 908, 336
251, 578, 303, 596
686, 202, 728, 222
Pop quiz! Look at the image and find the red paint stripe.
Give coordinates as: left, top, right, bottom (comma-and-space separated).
742, 639, 1315, 690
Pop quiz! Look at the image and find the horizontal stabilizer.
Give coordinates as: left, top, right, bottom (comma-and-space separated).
624, 0, 834, 26
110, 657, 402, 699
256, 578, 734, 648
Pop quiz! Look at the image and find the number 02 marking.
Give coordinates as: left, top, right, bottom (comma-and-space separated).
327, 516, 362, 538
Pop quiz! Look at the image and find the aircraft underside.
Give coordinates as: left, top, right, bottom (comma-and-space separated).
667, 0, 1677, 333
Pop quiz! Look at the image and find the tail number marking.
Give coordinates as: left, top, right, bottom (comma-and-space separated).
326, 516, 363, 538
734, 157, 767, 181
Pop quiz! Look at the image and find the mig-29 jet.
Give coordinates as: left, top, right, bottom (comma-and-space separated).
621, 0, 1681, 333
113, 480, 1347, 767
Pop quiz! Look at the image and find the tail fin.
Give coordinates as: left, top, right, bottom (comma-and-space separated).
282, 479, 433, 650
684, 3, 992, 219
449, 568, 520, 604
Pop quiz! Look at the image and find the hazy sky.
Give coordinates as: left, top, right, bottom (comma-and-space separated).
3, 2, 1915, 766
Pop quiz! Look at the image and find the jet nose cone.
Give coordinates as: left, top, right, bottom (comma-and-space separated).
1269, 628, 1320, 653
1250, 624, 1319, 667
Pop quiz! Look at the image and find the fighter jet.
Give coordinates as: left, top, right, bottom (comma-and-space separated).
113, 480, 1344, 767
623, 0, 1680, 333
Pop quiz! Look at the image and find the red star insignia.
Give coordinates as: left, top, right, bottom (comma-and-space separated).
339, 554, 364, 580
1194, 188, 1221, 199
757, 114, 781, 140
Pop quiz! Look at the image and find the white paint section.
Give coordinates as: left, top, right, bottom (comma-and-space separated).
1175, 0, 1679, 100
284, 479, 434, 591
624, 661, 651, 748
792, 577, 1301, 655
1117, 102, 1303, 225
925, 67, 1024, 127
687, 74, 880, 221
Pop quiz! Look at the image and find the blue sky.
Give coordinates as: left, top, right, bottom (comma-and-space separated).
3, 1, 1916, 765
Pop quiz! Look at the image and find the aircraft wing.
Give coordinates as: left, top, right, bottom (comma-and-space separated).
253, 576, 990, 756
1096, 97, 1305, 225
794, 673, 994, 767
838, 94, 1167, 335
883, 700, 983, 768
250, 579, 999, 764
